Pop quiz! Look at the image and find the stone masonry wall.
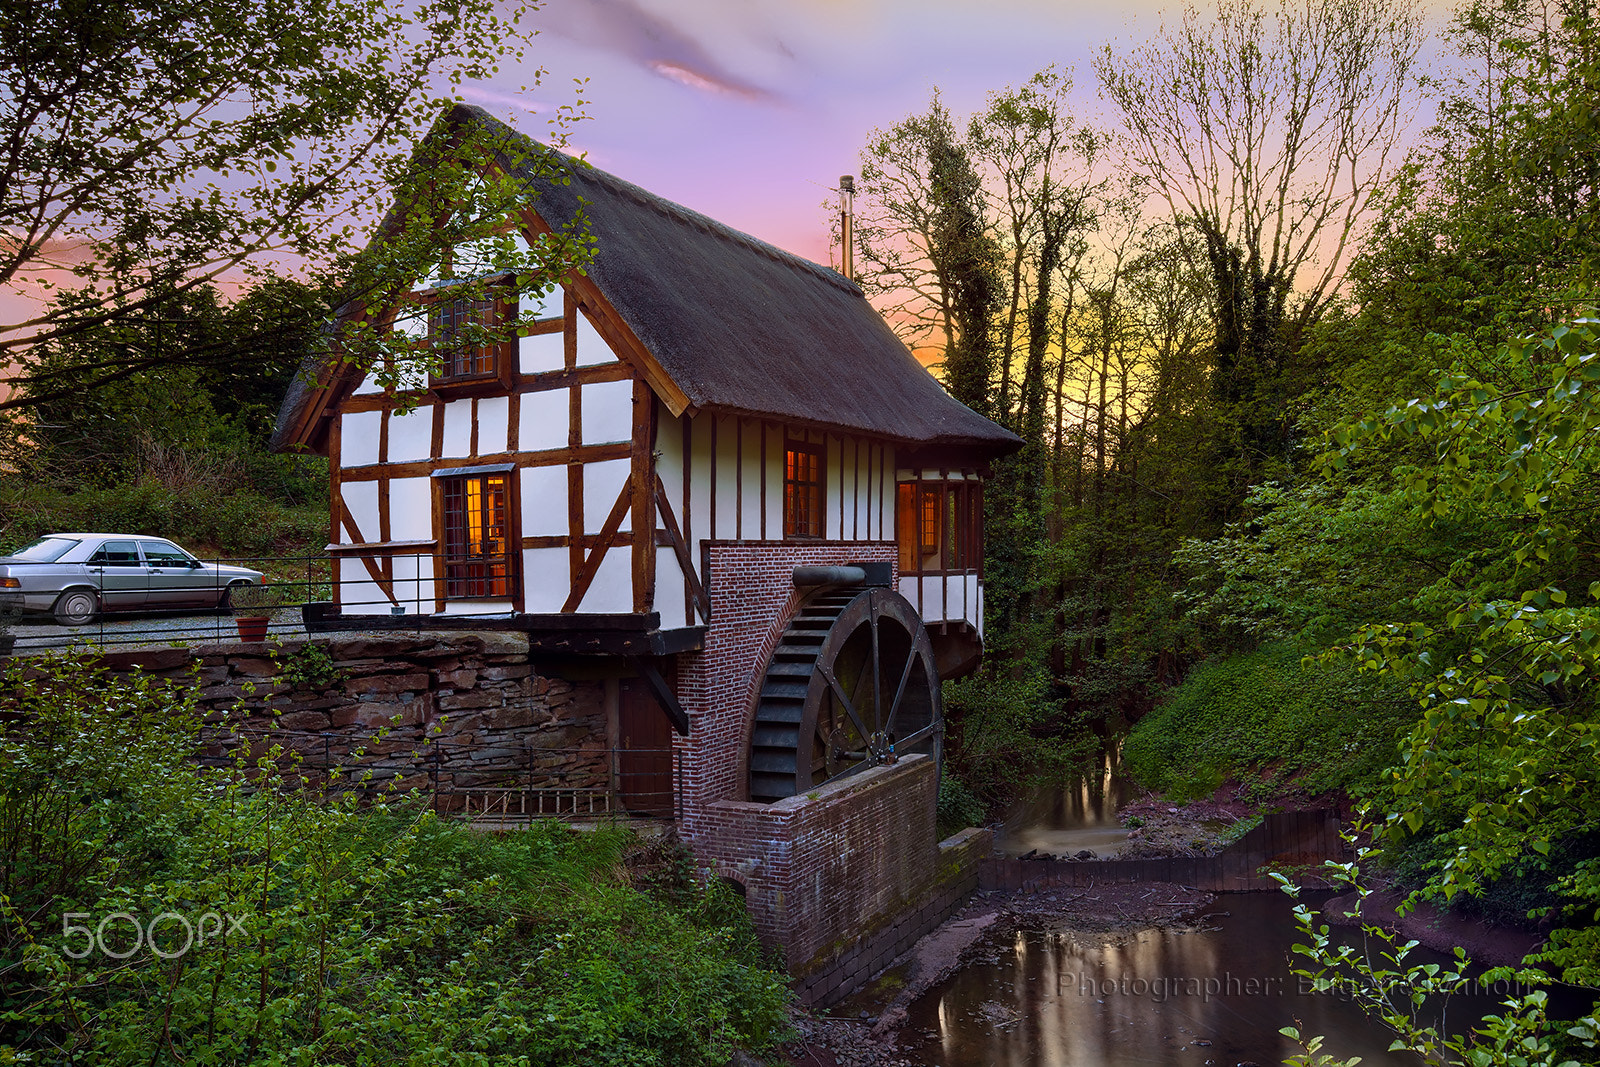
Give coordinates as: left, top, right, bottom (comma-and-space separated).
94, 633, 609, 800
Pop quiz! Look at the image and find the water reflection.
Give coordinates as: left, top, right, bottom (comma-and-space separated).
901, 893, 1433, 1066
998, 746, 1134, 858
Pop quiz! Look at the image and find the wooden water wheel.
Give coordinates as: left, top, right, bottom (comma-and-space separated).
747, 585, 942, 802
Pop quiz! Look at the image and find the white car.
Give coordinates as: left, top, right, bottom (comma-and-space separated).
0, 533, 264, 626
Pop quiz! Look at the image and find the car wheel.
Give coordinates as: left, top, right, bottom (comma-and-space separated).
53, 588, 100, 627
218, 580, 250, 611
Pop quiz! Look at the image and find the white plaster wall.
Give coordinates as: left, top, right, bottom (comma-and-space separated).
655, 546, 688, 630
714, 416, 737, 540
520, 284, 556, 319
655, 412, 686, 522
581, 378, 633, 444
763, 423, 782, 538
353, 370, 383, 396
583, 547, 632, 613
520, 547, 568, 613
476, 396, 509, 456
826, 437, 843, 541
389, 553, 432, 615
441, 599, 514, 616
878, 445, 896, 540
520, 329, 563, 375
440, 400, 472, 458
584, 457, 632, 533
520, 389, 567, 452
388, 408, 432, 464
688, 417, 712, 550
738, 420, 762, 539
389, 477, 432, 542
574, 310, 613, 366
339, 482, 380, 543
341, 411, 382, 468
520, 465, 567, 537
339, 558, 387, 615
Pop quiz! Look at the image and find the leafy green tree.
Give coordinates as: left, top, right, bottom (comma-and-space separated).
1321, 317, 1600, 989
0, 0, 590, 411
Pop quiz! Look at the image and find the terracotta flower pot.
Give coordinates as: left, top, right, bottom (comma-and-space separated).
235, 616, 270, 642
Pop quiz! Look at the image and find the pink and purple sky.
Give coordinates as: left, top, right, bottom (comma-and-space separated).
461, 0, 1173, 268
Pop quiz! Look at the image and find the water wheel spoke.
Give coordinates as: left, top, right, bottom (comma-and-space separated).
896, 722, 937, 749
884, 644, 918, 735
818, 661, 872, 744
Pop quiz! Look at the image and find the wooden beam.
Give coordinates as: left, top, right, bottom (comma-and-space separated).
562, 480, 632, 613
337, 361, 629, 412
340, 441, 630, 482
654, 472, 710, 623
338, 500, 397, 605
630, 377, 656, 613
625, 656, 690, 737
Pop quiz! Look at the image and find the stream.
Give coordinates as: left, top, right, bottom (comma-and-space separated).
868, 757, 1573, 1067
895, 891, 1443, 1066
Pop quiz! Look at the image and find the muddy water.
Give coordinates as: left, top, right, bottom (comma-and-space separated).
996, 748, 1134, 859
897, 892, 1447, 1066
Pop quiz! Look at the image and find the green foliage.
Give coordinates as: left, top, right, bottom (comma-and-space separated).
1276, 854, 1599, 1067
0, 478, 327, 557
1316, 317, 1600, 986
941, 665, 1097, 806
0, 657, 790, 1064
1121, 642, 1412, 800
274, 642, 347, 693
935, 773, 988, 838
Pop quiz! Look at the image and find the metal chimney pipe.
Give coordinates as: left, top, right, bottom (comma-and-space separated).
839, 174, 855, 282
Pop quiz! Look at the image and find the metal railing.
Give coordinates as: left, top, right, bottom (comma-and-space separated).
2, 549, 541, 654
196, 725, 680, 824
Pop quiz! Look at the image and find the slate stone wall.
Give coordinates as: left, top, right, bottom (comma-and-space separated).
93, 633, 609, 802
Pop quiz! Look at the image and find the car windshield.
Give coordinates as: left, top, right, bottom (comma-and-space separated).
7, 537, 80, 563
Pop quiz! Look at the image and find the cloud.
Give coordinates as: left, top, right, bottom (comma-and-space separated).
534, 0, 778, 100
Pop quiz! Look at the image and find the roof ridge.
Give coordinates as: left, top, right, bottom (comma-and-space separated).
456, 105, 861, 298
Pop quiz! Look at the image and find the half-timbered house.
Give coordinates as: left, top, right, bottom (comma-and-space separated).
273, 105, 1018, 997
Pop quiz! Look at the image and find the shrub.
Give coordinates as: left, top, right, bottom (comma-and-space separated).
1, 656, 790, 1065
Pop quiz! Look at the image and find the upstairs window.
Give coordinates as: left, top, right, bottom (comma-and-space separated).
896, 481, 981, 575
428, 284, 518, 391
784, 441, 825, 539
441, 471, 513, 598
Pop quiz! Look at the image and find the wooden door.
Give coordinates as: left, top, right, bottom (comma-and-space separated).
618, 678, 674, 816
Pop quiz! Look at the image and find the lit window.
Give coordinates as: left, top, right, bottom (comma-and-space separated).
442, 473, 512, 598
784, 442, 825, 538
896, 481, 982, 575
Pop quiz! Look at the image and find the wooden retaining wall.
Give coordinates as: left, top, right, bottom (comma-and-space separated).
980, 809, 1346, 894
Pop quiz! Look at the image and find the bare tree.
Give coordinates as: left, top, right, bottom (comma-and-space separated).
1095, 0, 1424, 495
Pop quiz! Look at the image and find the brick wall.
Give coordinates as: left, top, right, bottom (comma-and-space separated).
689, 755, 988, 1006
674, 539, 896, 832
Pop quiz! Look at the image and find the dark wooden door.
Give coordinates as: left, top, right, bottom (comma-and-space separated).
618, 678, 674, 816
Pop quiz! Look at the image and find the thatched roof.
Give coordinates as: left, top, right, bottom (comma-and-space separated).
272, 105, 1018, 459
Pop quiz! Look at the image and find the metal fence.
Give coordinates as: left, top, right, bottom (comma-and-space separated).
196, 726, 680, 825
3, 549, 539, 655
